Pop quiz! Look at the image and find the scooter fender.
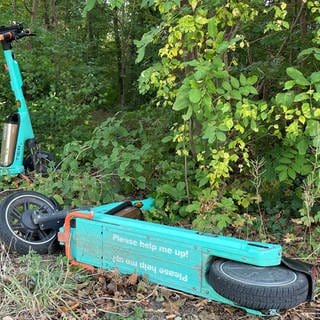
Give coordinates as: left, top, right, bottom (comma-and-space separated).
281, 256, 318, 301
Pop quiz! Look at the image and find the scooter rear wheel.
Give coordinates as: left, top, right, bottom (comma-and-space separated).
207, 258, 309, 310
24, 150, 57, 175
0, 191, 59, 254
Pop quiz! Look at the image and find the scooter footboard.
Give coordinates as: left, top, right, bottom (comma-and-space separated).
58, 208, 283, 315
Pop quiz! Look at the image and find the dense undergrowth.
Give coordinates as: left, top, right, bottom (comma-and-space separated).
0, 0, 318, 258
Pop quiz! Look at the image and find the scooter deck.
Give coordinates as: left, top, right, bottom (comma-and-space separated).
58, 199, 282, 316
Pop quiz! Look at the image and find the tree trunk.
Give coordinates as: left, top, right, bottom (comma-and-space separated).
112, 9, 125, 108
86, 10, 95, 61
120, 5, 126, 108
12, 0, 17, 15
43, 0, 50, 28
43, 0, 57, 29
50, 0, 57, 28
31, 0, 39, 25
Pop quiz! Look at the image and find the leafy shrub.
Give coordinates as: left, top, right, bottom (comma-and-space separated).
30, 108, 174, 207
134, 0, 320, 240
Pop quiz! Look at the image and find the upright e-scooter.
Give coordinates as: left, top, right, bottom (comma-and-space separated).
0, 190, 317, 316
0, 23, 54, 176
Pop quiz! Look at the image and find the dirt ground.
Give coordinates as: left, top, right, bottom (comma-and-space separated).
0, 249, 319, 320
68, 268, 319, 320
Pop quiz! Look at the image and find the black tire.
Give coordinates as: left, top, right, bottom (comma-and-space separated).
0, 191, 59, 254
207, 258, 309, 310
24, 150, 57, 175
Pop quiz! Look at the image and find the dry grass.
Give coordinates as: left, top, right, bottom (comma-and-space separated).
0, 243, 89, 320
0, 242, 319, 320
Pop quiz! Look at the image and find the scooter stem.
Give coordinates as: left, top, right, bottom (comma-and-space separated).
3, 49, 34, 138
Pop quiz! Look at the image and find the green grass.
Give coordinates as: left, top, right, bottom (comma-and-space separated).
0, 246, 89, 319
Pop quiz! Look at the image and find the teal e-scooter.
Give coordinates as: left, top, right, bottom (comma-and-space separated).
0, 23, 54, 176
0, 24, 316, 319
0, 190, 317, 316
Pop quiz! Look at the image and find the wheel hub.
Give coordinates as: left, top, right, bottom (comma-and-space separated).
21, 209, 39, 231
219, 260, 297, 286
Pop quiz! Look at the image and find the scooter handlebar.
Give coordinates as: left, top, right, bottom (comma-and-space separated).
14, 29, 35, 40
0, 23, 34, 42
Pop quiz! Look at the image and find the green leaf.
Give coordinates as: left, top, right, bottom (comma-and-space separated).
186, 202, 201, 213
216, 214, 231, 231
137, 176, 146, 188
293, 92, 309, 102
247, 75, 258, 85
296, 139, 308, 155
135, 28, 160, 63
110, 0, 125, 9
195, 16, 208, 25
284, 80, 295, 90
275, 92, 294, 106
218, 124, 229, 132
182, 106, 193, 120
248, 86, 258, 95
203, 94, 212, 109
216, 41, 230, 54
239, 74, 246, 86
313, 135, 320, 148
230, 90, 242, 100
203, 126, 216, 143
141, 0, 155, 7
82, 0, 97, 16
207, 80, 216, 94
239, 86, 250, 96
222, 81, 232, 92
216, 131, 226, 142
287, 168, 296, 180
208, 18, 218, 37
298, 47, 319, 58
53, 194, 64, 205
301, 164, 313, 175
161, 184, 179, 199
194, 70, 206, 81
189, 88, 202, 103
216, 88, 225, 95
279, 170, 288, 182
286, 67, 310, 86
279, 157, 292, 164
161, 135, 173, 143
250, 120, 258, 132
176, 181, 185, 191
134, 163, 144, 173
230, 77, 240, 89
224, 118, 234, 129
276, 165, 288, 172
173, 90, 188, 110
310, 71, 320, 84
212, 56, 223, 69
213, 70, 229, 79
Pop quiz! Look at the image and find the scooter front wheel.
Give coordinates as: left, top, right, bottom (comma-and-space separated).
0, 191, 59, 254
207, 258, 309, 310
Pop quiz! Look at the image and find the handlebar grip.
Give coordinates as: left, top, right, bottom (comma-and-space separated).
0, 32, 14, 41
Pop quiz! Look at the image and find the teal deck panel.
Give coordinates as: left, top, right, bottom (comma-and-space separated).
64, 201, 283, 316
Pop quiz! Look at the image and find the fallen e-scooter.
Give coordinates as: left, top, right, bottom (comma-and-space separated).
0, 190, 317, 316
0, 23, 317, 317
0, 23, 54, 176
